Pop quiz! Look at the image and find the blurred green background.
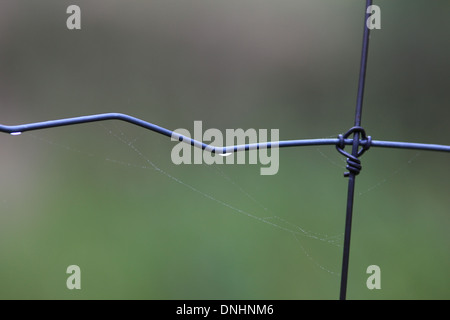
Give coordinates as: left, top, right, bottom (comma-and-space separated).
0, 0, 449, 300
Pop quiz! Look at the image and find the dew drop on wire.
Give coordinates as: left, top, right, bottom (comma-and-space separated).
10, 132, 22, 136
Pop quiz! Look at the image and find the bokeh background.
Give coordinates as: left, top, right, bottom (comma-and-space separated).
0, 0, 449, 300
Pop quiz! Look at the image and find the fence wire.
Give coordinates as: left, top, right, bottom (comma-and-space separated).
1, 1, 449, 300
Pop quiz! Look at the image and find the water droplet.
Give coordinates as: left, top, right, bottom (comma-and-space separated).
219, 153, 232, 157
10, 132, 22, 136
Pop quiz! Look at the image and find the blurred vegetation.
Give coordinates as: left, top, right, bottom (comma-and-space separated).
0, 0, 449, 299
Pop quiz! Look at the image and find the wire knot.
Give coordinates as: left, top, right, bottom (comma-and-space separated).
336, 126, 372, 177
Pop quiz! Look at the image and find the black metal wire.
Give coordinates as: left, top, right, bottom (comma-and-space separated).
1, 0, 449, 301
1, 113, 450, 154
336, 126, 372, 176
339, 0, 373, 301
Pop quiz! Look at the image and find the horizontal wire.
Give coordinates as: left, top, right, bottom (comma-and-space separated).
1, 113, 450, 153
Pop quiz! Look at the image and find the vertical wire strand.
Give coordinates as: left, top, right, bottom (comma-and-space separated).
339, 0, 373, 300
